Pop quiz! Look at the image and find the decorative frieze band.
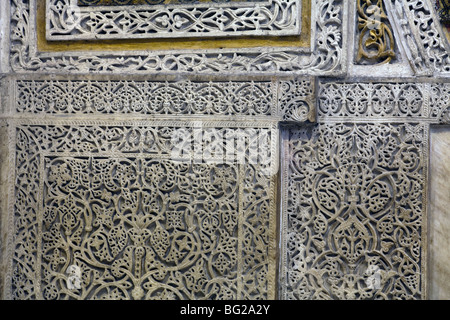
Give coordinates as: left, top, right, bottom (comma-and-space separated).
318, 80, 450, 123
7, 76, 316, 123
46, 0, 301, 40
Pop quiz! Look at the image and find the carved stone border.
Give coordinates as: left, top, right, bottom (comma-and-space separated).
385, 0, 450, 76
2, 74, 316, 123
46, 0, 301, 40
317, 78, 450, 124
279, 78, 449, 300
8, 0, 348, 75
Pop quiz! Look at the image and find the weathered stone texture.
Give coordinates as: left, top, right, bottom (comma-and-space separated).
428, 127, 450, 299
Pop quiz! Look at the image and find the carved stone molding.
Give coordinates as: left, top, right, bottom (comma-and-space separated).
385, 0, 450, 76
281, 122, 429, 299
46, 0, 302, 40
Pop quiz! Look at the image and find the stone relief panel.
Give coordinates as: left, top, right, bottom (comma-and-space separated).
46, 0, 302, 40
12, 77, 315, 122
280, 122, 428, 299
15, 79, 277, 116
386, 0, 450, 76
4, 120, 278, 300
355, 0, 396, 65
9, 0, 346, 75
318, 81, 450, 123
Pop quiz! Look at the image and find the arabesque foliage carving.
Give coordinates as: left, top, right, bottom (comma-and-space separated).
387, 0, 450, 75
47, 0, 301, 40
281, 123, 427, 299
6, 121, 277, 299
10, 0, 345, 74
318, 80, 450, 123
356, 0, 396, 64
14, 78, 315, 122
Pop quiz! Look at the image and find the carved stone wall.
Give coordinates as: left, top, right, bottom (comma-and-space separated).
0, 0, 449, 300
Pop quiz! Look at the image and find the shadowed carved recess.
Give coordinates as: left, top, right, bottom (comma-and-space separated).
10, 0, 346, 74
13, 77, 316, 122
4, 120, 278, 300
281, 123, 427, 299
436, 0, 450, 23
46, 0, 301, 40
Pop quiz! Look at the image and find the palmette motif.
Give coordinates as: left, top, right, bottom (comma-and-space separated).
16, 79, 275, 116
281, 123, 427, 299
14, 78, 316, 122
318, 81, 450, 123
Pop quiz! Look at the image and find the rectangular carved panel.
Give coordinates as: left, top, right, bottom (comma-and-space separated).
5, 120, 278, 299
46, 0, 301, 40
13, 77, 316, 122
280, 123, 428, 299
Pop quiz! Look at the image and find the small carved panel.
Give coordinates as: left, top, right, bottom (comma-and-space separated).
281, 123, 427, 299
356, 0, 396, 65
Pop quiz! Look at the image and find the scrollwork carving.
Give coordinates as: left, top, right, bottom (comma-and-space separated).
13, 77, 316, 124
281, 123, 427, 299
15, 79, 276, 116
387, 0, 450, 74
10, 0, 345, 74
318, 81, 425, 118
318, 80, 450, 123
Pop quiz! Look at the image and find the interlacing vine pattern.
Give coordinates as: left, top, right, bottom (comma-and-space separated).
356, 0, 396, 64
16, 80, 276, 116
7, 122, 277, 299
14, 78, 317, 122
318, 81, 450, 123
281, 123, 427, 299
10, 0, 345, 74
319, 82, 424, 118
47, 0, 301, 40
390, 0, 450, 74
